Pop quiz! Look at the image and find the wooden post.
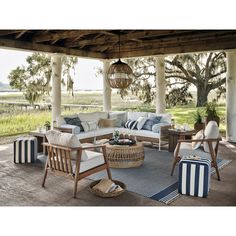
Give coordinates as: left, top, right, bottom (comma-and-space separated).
102, 59, 112, 112
155, 56, 166, 114
226, 51, 236, 142
51, 54, 62, 128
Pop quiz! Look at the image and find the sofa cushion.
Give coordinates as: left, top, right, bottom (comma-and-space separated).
148, 113, 172, 123
142, 116, 162, 131
98, 118, 116, 128
136, 117, 148, 130
192, 129, 204, 150
64, 116, 84, 132
203, 121, 219, 153
78, 112, 99, 124
127, 111, 148, 120
109, 111, 127, 127
76, 127, 114, 140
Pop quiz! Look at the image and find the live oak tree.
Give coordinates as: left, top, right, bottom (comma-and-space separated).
116, 52, 226, 107
8, 53, 78, 104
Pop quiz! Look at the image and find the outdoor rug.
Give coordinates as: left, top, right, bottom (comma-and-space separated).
89, 147, 232, 204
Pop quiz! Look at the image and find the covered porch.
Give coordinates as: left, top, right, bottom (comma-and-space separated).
0, 30, 236, 207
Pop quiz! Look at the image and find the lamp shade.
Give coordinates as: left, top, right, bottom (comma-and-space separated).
107, 59, 133, 89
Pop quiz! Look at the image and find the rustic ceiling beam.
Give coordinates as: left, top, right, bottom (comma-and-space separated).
15, 30, 28, 39
0, 38, 106, 59
0, 30, 22, 36
32, 30, 110, 43
107, 38, 236, 58
65, 30, 214, 48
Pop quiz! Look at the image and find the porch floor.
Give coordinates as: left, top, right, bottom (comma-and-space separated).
0, 140, 235, 206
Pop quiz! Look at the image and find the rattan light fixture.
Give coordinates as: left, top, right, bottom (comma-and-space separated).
107, 34, 133, 89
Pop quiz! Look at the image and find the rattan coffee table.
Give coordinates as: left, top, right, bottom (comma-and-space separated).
105, 142, 145, 168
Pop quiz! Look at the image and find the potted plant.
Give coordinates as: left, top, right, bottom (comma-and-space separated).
193, 109, 205, 131
205, 102, 220, 126
44, 121, 51, 131
113, 129, 120, 142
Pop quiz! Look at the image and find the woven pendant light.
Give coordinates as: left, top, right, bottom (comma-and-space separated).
107, 33, 133, 89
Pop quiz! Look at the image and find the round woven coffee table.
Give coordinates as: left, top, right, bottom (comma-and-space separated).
105, 142, 145, 168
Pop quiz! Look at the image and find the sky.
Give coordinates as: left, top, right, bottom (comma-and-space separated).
0, 48, 103, 90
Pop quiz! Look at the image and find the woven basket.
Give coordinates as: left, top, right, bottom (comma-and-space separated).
89, 179, 126, 198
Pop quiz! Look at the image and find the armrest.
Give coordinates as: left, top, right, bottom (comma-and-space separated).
160, 124, 172, 136
71, 144, 105, 151
54, 126, 73, 133
177, 137, 222, 143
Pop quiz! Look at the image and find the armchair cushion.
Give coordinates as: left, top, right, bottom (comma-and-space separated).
192, 130, 204, 150
203, 121, 219, 153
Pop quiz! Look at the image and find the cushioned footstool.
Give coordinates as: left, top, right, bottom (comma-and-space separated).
178, 157, 211, 198
14, 136, 38, 163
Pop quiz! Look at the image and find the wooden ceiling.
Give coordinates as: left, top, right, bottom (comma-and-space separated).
0, 30, 236, 59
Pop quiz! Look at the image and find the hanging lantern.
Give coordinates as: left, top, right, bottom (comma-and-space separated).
107, 33, 133, 89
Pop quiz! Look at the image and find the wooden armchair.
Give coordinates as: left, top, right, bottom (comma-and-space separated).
42, 142, 111, 198
171, 137, 222, 180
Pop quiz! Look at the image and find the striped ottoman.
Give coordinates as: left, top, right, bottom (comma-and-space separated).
14, 137, 38, 163
178, 157, 211, 198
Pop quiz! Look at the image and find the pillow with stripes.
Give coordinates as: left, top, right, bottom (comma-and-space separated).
124, 119, 137, 130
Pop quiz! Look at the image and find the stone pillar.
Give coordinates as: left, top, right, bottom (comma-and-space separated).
102, 59, 112, 112
155, 56, 166, 114
226, 51, 236, 142
51, 54, 62, 128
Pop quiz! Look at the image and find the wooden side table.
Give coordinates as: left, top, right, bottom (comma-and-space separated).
167, 129, 196, 152
29, 130, 47, 155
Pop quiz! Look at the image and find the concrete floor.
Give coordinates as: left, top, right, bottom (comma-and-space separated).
0, 140, 235, 206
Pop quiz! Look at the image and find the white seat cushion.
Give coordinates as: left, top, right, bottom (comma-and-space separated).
72, 151, 105, 173
76, 128, 114, 140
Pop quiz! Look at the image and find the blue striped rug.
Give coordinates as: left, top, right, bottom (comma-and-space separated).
150, 159, 232, 204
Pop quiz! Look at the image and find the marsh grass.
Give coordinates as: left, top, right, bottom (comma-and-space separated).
0, 92, 226, 137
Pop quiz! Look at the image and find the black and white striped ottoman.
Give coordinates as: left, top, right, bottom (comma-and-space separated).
14, 137, 38, 163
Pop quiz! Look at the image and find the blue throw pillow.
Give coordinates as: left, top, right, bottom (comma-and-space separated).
64, 117, 84, 132
142, 116, 162, 131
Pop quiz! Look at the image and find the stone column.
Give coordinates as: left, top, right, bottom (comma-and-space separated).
102, 59, 112, 112
226, 51, 236, 142
155, 56, 166, 114
51, 54, 62, 128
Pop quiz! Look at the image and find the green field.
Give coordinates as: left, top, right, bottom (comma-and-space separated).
0, 91, 226, 138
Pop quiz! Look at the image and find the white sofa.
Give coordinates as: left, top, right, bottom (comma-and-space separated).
56, 111, 172, 150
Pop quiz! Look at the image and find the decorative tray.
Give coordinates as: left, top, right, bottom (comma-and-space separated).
108, 138, 136, 145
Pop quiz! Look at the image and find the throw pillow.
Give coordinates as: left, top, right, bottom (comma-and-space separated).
136, 117, 148, 130
98, 118, 116, 128
203, 121, 219, 153
142, 116, 162, 131
192, 129, 204, 150
81, 121, 97, 132
124, 119, 137, 129
64, 116, 84, 132
109, 112, 127, 127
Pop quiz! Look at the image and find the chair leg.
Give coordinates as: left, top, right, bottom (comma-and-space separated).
42, 168, 48, 187
73, 180, 78, 198
106, 167, 112, 180
171, 142, 181, 176
208, 141, 221, 181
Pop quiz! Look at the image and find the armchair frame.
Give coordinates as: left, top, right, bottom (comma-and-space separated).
170, 137, 222, 181
42, 142, 112, 198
